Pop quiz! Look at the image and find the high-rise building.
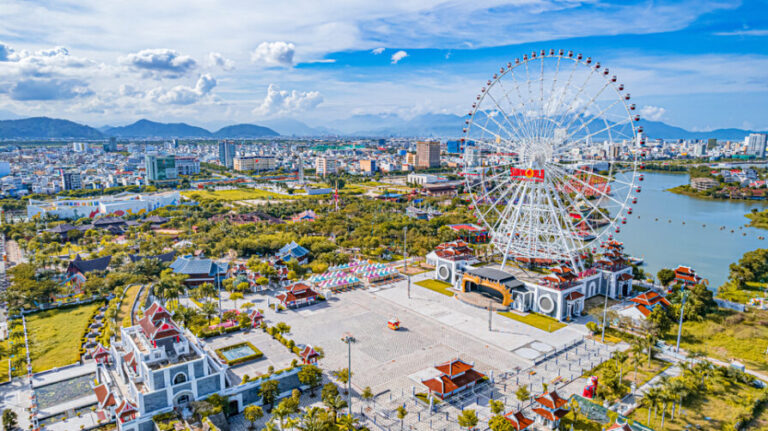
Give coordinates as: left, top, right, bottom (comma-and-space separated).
72, 142, 86, 153
360, 159, 377, 175
746, 133, 767, 158
0, 161, 11, 177
218, 140, 236, 169
145, 155, 178, 183
416, 141, 441, 169
406, 153, 417, 166
175, 156, 200, 176
465, 147, 478, 167
446, 140, 461, 154
315, 157, 338, 176
60, 170, 83, 191
233, 155, 276, 172
103, 137, 118, 152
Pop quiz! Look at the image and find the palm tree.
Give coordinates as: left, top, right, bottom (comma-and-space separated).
271, 402, 292, 431
630, 347, 644, 385
457, 409, 479, 430
613, 350, 628, 382
396, 405, 408, 431
324, 395, 347, 424
200, 301, 218, 325
643, 387, 662, 426
668, 378, 688, 420
336, 414, 359, 430
659, 387, 674, 430
644, 334, 657, 367
296, 407, 326, 431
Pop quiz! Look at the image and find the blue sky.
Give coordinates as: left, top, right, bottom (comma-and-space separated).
0, 0, 766, 131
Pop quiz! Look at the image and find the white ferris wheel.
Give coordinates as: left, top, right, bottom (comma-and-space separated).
463, 49, 644, 272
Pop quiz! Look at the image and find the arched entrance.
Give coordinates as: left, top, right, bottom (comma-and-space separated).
174, 392, 193, 407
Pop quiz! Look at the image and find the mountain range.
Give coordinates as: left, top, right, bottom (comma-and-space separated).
0, 115, 764, 141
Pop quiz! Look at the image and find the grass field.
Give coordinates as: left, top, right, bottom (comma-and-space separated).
26, 302, 101, 372
415, 279, 454, 297
497, 310, 567, 332
717, 281, 766, 304
629, 376, 767, 430
183, 188, 302, 201
117, 284, 142, 328
663, 308, 768, 374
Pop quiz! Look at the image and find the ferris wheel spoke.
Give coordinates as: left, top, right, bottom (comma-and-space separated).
560, 79, 614, 133
479, 178, 523, 221
470, 122, 517, 154
479, 92, 526, 145
485, 89, 533, 147
567, 163, 635, 187
497, 70, 530, 142
551, 67, 598, 135
498, 181, 531, 267
547, 163, 628, 208
503, 69, 537, 141
541, 184, 582, 268
559, 100, 627, 148
546, 169, 604, 239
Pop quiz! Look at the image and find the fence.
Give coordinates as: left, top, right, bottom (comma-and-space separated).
714, 298, 746, 312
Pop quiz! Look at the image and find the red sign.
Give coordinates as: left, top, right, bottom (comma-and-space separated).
510, 167, 545, 182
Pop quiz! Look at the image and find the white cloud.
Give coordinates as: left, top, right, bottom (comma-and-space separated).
640, 105, 666, 121
208, 52, 234, 71
148, 74, 216, 105
371, 47, 385, 55
253, 84, 322, 116
714, 29, 768, 36
119, 48, 197, 78
390, 50, 408, 64
250, 42, 295, 67
8, 78, 92, 101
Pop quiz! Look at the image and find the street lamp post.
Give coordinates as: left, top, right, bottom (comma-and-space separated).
404, 226, 410, 299
341, 333, 356, 417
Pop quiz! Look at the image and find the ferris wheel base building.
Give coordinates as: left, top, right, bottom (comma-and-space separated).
455, 258, 632, 321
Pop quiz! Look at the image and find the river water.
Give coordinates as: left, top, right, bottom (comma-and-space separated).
612, 172, 768, 289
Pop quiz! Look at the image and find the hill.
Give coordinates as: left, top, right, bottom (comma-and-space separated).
104, 119, 212, 138
0, 117, 103, 139
213, 124, 279, 138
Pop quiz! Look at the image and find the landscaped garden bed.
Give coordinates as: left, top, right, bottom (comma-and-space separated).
497, 310, 566, 332
214, 342, 263, 366
415, 279, 454, 296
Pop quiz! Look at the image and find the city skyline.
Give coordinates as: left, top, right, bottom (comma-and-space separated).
1, 0, 767, 131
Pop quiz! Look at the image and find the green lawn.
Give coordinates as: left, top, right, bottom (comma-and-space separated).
26, 302, 101, 372
497, 311, 567, 332
717, 281, 766, 304
182, 188, 305, 201
663, 308, 768, 374
415, 279, 454, 296
628, 376, 767, 431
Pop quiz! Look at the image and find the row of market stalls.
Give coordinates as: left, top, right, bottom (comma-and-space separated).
308, 261, 400, 292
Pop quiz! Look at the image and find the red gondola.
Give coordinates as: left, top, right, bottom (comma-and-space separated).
622, 218, 627, 224
636, 186, 642, 192
627, 207, 633, 214
639, 174, 644, 181
615, 227, 620, 233
632, 197, 637, 204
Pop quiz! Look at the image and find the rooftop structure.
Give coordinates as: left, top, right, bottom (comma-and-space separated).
276, 283, 319, 308
420, 358, 485, 400
169, 255, 228, 286
27, 191, 182, 220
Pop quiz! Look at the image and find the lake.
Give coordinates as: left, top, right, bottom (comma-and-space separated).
613, 172, 768, 289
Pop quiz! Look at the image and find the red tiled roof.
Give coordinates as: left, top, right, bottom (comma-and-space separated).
619, 273, 634, 281
301, 345, 319, 359
116, 399, 138, 418
630, 291, 670, 307
422, 368, 485, 395
532, 408, 568, 421
504, 411, 534, 430
145, 302, 172, 323
565, 291, 584, 301
535, 391, 568, 410
94, 384, 116, 409
277, 285, 318, 303
435, 358, 473, 377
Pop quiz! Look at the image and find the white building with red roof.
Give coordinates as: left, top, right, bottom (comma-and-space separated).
532, 390, 569, 429
300, 345, 320, 364
674, 265, 708, 286
503, 410, 534, 430
619, 290, 671, 322
276, 283, 319, 308
420, 358, 485, 400
426, 240, 480, 284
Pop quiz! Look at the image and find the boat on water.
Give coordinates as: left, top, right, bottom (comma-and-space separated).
629, 256, 644, 265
